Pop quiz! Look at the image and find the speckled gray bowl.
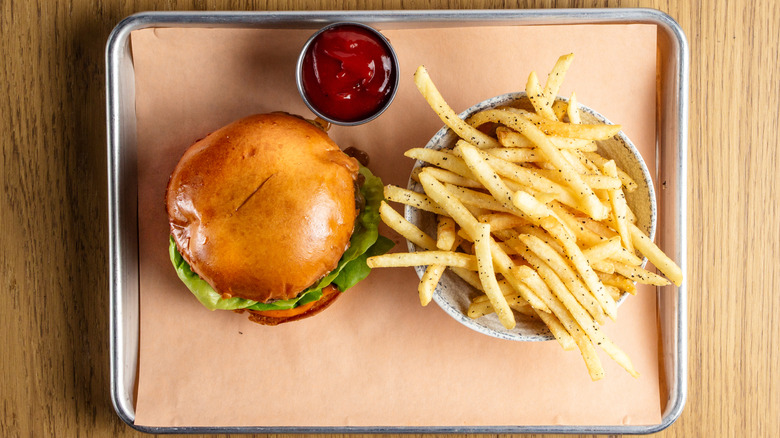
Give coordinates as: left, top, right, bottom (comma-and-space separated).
404, 92, 656, 342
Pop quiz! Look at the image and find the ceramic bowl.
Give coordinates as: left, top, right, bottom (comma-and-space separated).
404, 92, 656, 341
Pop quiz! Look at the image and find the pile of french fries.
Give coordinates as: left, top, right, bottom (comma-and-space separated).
367, 54, 683, 380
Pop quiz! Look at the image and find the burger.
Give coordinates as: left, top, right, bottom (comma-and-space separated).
166, 113, 393, 325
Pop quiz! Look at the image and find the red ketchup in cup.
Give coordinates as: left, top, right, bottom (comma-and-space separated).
297, 23, 398, 125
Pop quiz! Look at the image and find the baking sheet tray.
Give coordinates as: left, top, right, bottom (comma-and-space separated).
107, 9, 688, 434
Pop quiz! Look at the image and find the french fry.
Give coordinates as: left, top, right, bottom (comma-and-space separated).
597, 337, 640, 378
543, 54, 574, 108
608, 246, 644, 267
581, 236, 623, 263
597, 185, 614, 203
584, 151, 638, 192
435, 215, 458, 250
477, 213, 528, 231
379, 201, 437, 251
384, 185, 448, 216
456, 142, 519, 210
444, 183, 517, 214
603, 160, 633, 253
419, 265, 447, 306
625, 203, 639, 224
527, 71, 557, 120
474, 223, 515, 329
551, 100, 568, 122
451, 266, 483, 290
366, 251, 478, 270
495, 126, 534, 148
467, 288, 537, 318
404, 148, 473, 178
567, 91, 581, 124
597, 271, 637, 295
605, 285, 622, 300
416, 167, 483, 189
612, 261, 671, 286
629, 223, 683, 286
591, 259, 616, 274
483, 145, 542, 163
512, 190, 553, 221
456, 228, 473, 243
521, 188, 558, 205
467, 298, 496, 318
418, 215, 460, 306
413, 66, 501, 148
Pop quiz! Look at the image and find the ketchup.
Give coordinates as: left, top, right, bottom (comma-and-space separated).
301, 24, 396, 123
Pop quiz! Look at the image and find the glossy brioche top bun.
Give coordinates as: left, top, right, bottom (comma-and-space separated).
166, 113, 360, 304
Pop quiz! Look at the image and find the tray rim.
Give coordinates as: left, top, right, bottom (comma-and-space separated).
106, 8, 688, 435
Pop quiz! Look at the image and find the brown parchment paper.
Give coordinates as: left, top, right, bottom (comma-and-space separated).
131, 24, 660, 428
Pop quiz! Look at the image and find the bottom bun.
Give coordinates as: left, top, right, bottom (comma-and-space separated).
237, 286, 342, 326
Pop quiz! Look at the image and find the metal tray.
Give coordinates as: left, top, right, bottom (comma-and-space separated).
107, 9, 688, 434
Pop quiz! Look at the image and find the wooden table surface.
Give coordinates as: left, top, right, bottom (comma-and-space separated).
1, 0, 778, 437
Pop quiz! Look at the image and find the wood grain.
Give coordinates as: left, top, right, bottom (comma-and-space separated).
1, 0, 777, 437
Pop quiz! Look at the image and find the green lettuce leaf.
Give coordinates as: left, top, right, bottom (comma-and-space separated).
169, 165, 393, 312
243, 287, 324, 311
332, 235, 395, 291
